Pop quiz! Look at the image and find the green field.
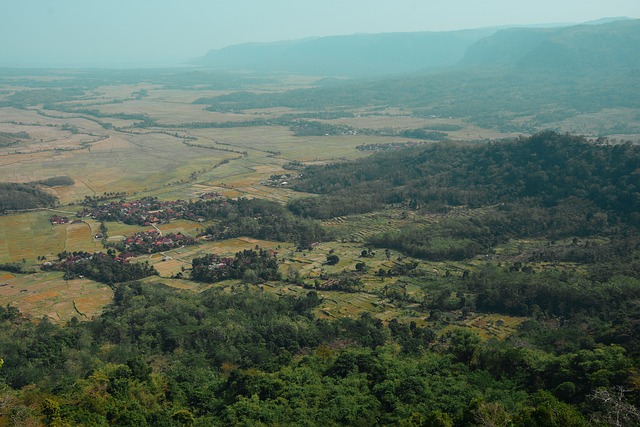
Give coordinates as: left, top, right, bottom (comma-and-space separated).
0, 211, 107, 263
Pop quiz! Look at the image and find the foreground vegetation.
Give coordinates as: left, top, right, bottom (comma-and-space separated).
1, 280, 638, 426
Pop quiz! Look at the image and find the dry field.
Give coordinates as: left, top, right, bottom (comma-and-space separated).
0, 270, 112, 322
1, 79, 521, 210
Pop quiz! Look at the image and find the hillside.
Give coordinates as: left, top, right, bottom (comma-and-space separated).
195, 20, 640, 133
292, 131, 640, 215
462, 19, 640, 72
194, 28, 497, 76
289, 132, 640, 260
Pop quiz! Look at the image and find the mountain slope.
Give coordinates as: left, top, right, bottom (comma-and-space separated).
462, 19, 640, 72
195, 20, 640, 133
194, 29, 497, 76
194, 19, 639, 77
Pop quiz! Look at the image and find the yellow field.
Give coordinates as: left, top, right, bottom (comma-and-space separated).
64, 221, 103, 253
138, 276, 217, 292
0, 271, 113, 322
156, 219, 203, 236
104, 222, 147, 241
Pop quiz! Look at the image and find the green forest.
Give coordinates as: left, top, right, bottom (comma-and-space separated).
289, 131, 639, 222
0, 183, 58, 213
0, 277, 638, 426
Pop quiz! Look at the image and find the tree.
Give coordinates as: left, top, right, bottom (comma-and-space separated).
590, 386, 640, 427
242, 269, 260, 284
326, 254, 340, 265
448, 328, 480, 364
515, 391, 588, 426
172, 409, 196, 426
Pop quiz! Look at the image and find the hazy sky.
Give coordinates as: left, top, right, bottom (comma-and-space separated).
1, 0, 638, 67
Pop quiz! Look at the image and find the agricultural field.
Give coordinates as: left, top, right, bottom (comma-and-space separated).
322, 208, 439, 242
0, 211, 106, 263
0, 270, 112, 322
0, 74, 527, 208
0, 69, 633, 339
0, 211, 66, 263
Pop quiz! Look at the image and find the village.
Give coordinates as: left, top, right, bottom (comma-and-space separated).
76, 197, 191, 225
114, 229, 197, 254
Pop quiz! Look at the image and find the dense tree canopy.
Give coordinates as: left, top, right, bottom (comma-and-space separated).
292, 132, 640, 222
1, 282, 638, 426
0, 182, 58, 213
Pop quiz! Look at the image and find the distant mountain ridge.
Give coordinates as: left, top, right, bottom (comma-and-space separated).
194, 18, 638, 77
461, 19, 640, 72
194, 28, 498, 76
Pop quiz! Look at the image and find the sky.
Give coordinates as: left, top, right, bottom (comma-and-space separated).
1, 0, 638, 68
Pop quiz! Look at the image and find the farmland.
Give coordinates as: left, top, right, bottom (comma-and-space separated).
0, 70, 636, 329
0, 270, 112, 322
0, 72, 532, 208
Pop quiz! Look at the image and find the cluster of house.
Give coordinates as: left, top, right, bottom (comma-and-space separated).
263, 173, 300, 187
118, 230, 196, 254
50, 215, 71, 225
356, 141, 425, 151
199, 191, 221, 200
42, 251, 133, 270
50, 215, 84, 225
77, 198, 190, 226
207, 255, 235, 270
